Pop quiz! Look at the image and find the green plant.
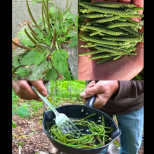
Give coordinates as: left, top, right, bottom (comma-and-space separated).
79, 1, 144, 64
12, 0, 78, 80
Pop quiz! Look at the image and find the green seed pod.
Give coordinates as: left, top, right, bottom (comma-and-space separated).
94, 46, 124, 54
80, 14, 113, 19
127, 52, 137, 56
79, 33, 123, 46
93, 1, 136, 9
79, 2, 139, 17
81, 25, 124, 36
102, 36, 143, 42
89, 53, 121, 59
90, 31, 106, 36
113, 55, 123, 60
79, 50, 105, 56
122, 17, 140, 25
120, 27, 143, 38
107, 21, 141, 29
90, 16, 120, 23
97, 57, 114, 64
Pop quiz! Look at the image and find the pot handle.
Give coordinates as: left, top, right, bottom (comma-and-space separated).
85, 95, 96, 108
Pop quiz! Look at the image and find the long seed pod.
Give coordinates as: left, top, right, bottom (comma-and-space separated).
90, 16, 120, 23
81, 25, 124, 36
52, 28, 57, 48
94, 46, 124, 54
97, 57, 114, 64
68, 1, 72, 11
120, 27, 143, 38
26, 0, 39, 29
24, 28, 43, 50
80, 14, 113, 19
90, 32, 106, 36
79, 50, 105, 56
107, 21, 141, 29
27, 23, 37, 35
64, 23, 73, 38
79, 2, 140, 17
89, 53, 122, 59
93, 1, 136, 8
79, 33, 123, 46
42, 0, 46, 29
113, 55, 123, 60
43, 0, 51, 35
12, 40, 33, 50
102, 36, 143, 42
80, 43, 98, 48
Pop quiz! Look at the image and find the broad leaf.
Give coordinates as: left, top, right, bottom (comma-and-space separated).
15, 67, 31, 77
29, 60, 48, 80
12, 56, 20, 68
35, 51, 47, 65
19, 49, 38, 65
45, 67, 58, 80
51, 49, 69, 75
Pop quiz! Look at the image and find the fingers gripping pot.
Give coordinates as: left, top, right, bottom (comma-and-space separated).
42, 96, 121, 154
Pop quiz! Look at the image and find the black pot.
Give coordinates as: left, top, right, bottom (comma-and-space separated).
42, 96, 121, 154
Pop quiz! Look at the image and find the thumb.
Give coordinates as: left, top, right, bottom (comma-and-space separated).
30, 81, 47, 96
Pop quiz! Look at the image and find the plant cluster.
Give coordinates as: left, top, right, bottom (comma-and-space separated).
50, 114, 113, 148
79, 1, 144, 64
12, 0, 78, 80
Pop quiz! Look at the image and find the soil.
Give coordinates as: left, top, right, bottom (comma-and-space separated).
12, 113, 144, 154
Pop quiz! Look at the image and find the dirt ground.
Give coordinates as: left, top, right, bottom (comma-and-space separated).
12, 113, 144, 154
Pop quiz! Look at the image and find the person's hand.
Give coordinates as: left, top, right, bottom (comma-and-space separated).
12, 80, 47, 101
80, 80, 119, 109
78, 0, 144, 80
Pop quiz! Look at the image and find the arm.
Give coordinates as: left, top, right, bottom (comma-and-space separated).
80, 80, 144, 114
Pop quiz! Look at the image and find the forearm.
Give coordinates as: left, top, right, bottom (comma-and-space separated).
115, 80, 144, 100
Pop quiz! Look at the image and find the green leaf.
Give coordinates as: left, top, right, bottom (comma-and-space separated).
16, 106, 30, 118
12, 56, 20, 68
51, 49, 69, 75
35, 52, 46, 65
15, 67, 31, 77
45, 67, 58, 80
29, 60, 48, 80
19, 49, 38, 65
68, 34, 78, 48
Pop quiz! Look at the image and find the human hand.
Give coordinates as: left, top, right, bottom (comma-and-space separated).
78, 0, 144, 80
80, 80, 119, 109
12, 80, 47, 101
